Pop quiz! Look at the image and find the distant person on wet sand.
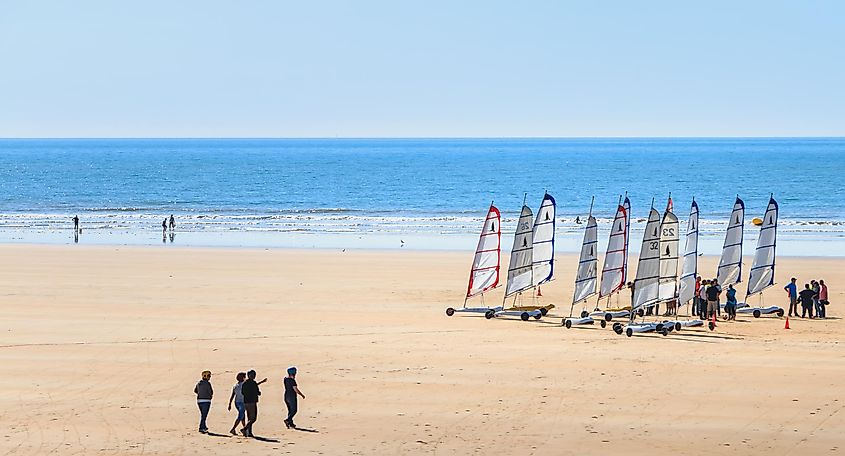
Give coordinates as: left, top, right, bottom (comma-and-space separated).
162, 218, 168, 233
240, 370, 268, 437
194, 370, 213, 434
72, 215, 80, 233
169, 214, 175, 231
284, 367, 306, 429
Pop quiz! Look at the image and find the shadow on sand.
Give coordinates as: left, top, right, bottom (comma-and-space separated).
251, 435, 281, 443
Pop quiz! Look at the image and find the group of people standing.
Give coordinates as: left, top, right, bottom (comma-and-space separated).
692, 277, 737, 321
193, 367, 306, 437
785, 278, 829, 318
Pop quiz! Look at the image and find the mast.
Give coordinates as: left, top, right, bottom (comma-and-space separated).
465, 202, 501, 305
746, 195, 778, 298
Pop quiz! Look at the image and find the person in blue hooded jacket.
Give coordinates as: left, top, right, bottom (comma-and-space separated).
724, 284, 738, 320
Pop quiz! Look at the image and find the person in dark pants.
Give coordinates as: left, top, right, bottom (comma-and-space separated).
240, 370, 267, 437
799, 283, 815, 318
724, 284, 738, 320
284, 367, 306, 429
169, 214, 176, 231
194, 370, 213, 433
72, 215, 80, 233
784, 278, 798, 317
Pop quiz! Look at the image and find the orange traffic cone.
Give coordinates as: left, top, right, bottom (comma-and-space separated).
536, 286, 543, 297
784, 316, 790, 330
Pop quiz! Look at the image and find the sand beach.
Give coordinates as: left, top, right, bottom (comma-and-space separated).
0, 244, 842, 455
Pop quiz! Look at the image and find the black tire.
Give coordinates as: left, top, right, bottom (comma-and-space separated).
565, 319, 572, 329
674, 322, 682, 332
614, 324, 623, 335
485, 310, 494, 320
708, 321, 715, 331
533, 313, 542, 320
661, 328, 669, 336
446, 307, 455, 317
777, 309, 784, 317
581, 310, 589, 318
637, 309, 644, 317
626, 327, 633, 337
753, 309, 761, 318
605, 313, 613, 322
600, 320, 607, 328
521, 312, 530, 321
540, 307, 549, 316
656, 323, 664, 332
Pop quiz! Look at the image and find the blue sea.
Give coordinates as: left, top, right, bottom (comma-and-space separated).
1, 138, 843, 255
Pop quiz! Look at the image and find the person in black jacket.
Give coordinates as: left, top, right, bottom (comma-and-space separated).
240, 370, 267, 437
799, 283, 816, 318
283, 367, 306, 429
194, 370, 213, 433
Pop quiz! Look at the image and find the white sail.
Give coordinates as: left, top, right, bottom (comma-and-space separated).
599, 202, 629, 297
657, 209, 680, 302
632, 208, 661, 310
505, 205, 534, 297
532, 193, 556, 286
466, 204, 501, 298
573, 214, 598, 304
677, 200, 699, 306
746, 197, 778, 297
717, 197, 745, 285
622, 196, 631, 283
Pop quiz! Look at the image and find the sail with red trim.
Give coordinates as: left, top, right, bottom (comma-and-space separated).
599, 201, 628, 298
746, 197, 778, 297
657, 204, 680, 302
466, 204, 501, 298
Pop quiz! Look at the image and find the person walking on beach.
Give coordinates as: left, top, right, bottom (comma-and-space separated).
799, 283, 815, 318
240, 370, 267, 437
72, 215, 80, 233
227, 372, 246, 435
819, 279, 829, 318
724, 284, 737, 321
169, 214, 175, 231
785, 278, 798, 317
284, 367, 306, 429
162, 218, 168, 233
194, 370, 213, 433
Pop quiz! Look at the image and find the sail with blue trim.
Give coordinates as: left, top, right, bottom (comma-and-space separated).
717, 197, 745, 285
677, 200, 699, 306
746, 197, 778, 297
532, 193, 556, 287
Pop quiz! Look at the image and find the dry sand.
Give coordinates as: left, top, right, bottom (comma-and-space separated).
0, 244, 843, 455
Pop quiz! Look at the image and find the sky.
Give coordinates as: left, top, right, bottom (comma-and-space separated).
1, 1, 844, 138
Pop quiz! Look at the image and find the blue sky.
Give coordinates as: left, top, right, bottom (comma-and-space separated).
1, 1, 843, 137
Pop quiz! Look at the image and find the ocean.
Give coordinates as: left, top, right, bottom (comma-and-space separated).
1, 138, 843, 255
